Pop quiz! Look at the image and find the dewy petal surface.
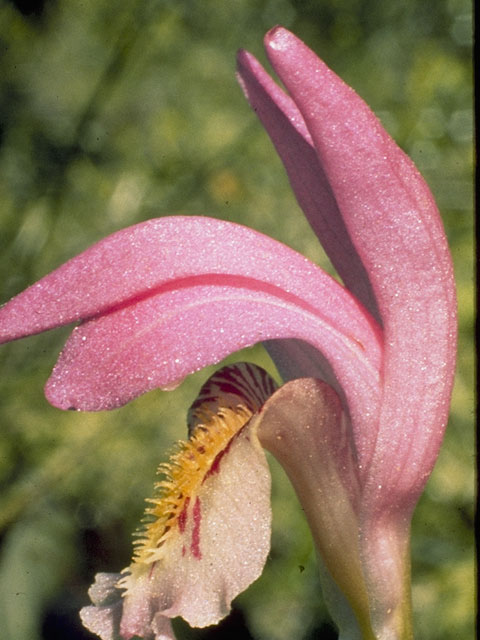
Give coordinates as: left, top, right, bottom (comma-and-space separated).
234, 29, 457, 638
44, 279, 378, 413
0, 216, 381, 414
236, 49, 379, 321
0, 216, 378, 350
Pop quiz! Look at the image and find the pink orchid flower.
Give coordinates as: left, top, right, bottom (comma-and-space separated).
0, 27, 456, 640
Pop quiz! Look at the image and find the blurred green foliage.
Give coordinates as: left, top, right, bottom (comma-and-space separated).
0, 0, 473, 639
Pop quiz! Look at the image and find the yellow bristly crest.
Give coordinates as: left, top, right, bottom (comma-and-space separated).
132, 403, 254, 566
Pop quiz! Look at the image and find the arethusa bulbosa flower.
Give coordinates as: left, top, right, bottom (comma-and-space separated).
0, 26, 456, 640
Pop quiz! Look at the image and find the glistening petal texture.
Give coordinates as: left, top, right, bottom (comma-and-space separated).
236, 50, 379, 320
79, 573, 124, 640
81, 363, 275, 638
45, 280, 379, 413
143, 423, 271, 628
263, 27, 457, 503
0, 216, 379, 354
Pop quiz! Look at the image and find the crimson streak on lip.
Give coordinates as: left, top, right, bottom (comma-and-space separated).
191, 497, 202, 560
178, 496, 190, 534
178, 495, 202, 560
203, 440, 234, 483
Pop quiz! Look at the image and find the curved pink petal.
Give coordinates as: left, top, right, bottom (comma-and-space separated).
0, 216, 381, 418
257, 27, 456, 502
45, 276, 379, 414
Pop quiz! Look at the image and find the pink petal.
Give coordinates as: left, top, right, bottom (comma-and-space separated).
44, 278, 380, 414
0, 217, 381, 415
0, 216, 376, 347
236, 50, 379, 320
261, 27, 456, 500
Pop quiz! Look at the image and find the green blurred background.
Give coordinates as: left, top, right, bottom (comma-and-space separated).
0, 1, 473, 639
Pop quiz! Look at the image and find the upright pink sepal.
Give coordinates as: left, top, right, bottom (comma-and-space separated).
244, 27, 457, 505
236, 49, 378, 319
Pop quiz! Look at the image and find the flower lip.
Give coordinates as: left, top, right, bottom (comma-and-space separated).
132, 402, 258, 566
81, 363, 276, 638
